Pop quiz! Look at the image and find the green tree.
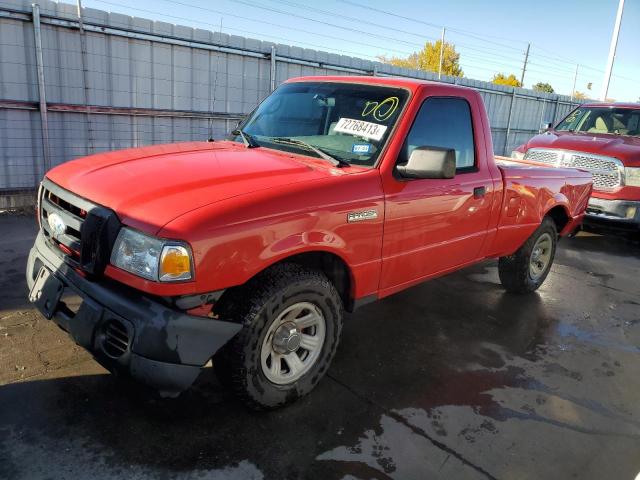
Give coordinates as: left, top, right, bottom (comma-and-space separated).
533, 82, 554, 93
492, 73, 522, 87
573, 91, 587, 100
378, 40, 463, 77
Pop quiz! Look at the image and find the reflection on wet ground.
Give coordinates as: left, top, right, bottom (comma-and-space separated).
1, 216, 640, 479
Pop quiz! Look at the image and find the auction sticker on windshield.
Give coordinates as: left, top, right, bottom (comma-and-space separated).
334, 118, 388, 141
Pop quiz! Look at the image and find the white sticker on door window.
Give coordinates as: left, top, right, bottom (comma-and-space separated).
333, 118, 388, 141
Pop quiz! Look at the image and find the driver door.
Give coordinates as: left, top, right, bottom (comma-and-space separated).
380, 96, 496, 293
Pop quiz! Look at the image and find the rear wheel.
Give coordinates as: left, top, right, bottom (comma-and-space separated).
498, 217, 558, 293
214, 263, 343, 410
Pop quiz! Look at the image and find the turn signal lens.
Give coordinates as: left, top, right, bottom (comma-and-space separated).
159, 245, 192, 282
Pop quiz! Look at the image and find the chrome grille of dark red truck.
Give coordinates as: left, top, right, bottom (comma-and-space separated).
39, 179, 121, 276
523, 149, 561, 165
524, 148, 623, 191
569, 154, 622, 190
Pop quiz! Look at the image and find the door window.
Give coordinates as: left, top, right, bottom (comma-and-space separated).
399, 97, 476, 171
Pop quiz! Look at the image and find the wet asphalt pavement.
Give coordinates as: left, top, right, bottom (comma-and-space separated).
1, 214, 640, 480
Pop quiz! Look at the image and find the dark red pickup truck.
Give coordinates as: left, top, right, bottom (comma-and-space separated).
26, 76, 591, 409
512, 102, 640, 234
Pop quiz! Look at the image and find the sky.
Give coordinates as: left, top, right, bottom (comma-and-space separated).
83, 0, 638, 101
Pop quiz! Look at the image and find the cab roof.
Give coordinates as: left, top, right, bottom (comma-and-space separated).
581, 102, 640, 109
284, 75, 474, 94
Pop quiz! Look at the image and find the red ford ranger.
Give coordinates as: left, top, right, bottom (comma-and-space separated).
512, 103, 640, 234
26, 77, 591, 409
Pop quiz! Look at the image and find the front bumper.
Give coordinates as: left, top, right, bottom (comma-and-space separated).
584, 198, 640, 232
26, 231, 241, 397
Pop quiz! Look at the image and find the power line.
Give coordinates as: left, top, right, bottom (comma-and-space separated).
96, 0, 417, 57
262, 0, 534, 64
231, 0, 559, 75
146, 0, 571, 81
229, 0, 433, 48
337, 0, 527, 51
89, 0, 633, 94
91, 0, 386, 60
156, 0, 418, 56
265, 0, 440, 43
94, 0, 569, 79
340, 0, 633, 85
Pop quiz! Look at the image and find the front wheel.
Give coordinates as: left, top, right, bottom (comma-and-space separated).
214, 264, 343, 410
498, 217, 558, 293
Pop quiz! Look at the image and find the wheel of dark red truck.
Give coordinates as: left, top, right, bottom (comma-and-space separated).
498, 217, 558, 293
213, 263, 343, 410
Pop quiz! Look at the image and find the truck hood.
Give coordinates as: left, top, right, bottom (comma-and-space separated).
46, 141, 341, 233
523, 131, 640, 166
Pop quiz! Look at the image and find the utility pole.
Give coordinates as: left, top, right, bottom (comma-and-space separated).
520, 43, 530, 87
600, 0, 625, 101
570, 64, 579, 102
438, 27, 445, 80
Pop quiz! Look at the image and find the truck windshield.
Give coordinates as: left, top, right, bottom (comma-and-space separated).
555, 106, 640, 137
235, 82, 409, 166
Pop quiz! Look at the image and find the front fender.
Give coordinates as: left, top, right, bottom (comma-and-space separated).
159, 171, 385, 299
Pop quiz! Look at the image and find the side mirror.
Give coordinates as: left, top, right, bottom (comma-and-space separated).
540, 122, 552, 133
397, 146, 456, 179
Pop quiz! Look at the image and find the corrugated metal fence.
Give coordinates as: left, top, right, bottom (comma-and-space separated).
0, 0, 581, 195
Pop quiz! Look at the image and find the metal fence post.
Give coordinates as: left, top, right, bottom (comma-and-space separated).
270, 45, 277, 92
503, 88, 516, 155
552, 97, 560, 124
76, 0, 94, 154
32, 3, 51, 177
539, 98, 547, 131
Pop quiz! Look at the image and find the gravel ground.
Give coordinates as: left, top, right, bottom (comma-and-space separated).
1, 214, 640, 480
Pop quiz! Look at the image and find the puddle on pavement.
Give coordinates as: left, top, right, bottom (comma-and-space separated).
556, 322, 640, 354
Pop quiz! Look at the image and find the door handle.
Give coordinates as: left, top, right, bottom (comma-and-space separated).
473, 186, 486, 199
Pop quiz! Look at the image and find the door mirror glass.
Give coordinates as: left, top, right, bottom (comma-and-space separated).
540, 122, 552, 133
397, 146, 456, 179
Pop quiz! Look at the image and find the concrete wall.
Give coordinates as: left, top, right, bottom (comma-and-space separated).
0, 0, 581, 192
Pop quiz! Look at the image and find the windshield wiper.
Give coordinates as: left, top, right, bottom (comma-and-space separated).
232, 129, 260, 148
269, 137, 349, 168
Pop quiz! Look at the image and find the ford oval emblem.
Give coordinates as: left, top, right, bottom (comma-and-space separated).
47, 212, 66, 235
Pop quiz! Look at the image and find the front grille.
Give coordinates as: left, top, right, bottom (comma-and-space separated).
39, 179, 121, 275
524, 148, 623, 191
570, 154, 622, 190
102, 319, 131, 358
523, 149, 561, 165
40, 184, 88, 267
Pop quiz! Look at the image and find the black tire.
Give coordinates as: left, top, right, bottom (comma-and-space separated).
213, 263, 343, 410
498, 217, 558, 293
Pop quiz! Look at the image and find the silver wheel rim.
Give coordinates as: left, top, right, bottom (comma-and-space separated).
260, 302, 326, 385
529, 232, 553, 280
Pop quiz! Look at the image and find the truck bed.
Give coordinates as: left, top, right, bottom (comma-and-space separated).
486, 156, 592, 257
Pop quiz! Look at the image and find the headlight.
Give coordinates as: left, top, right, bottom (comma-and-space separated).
625, 167, 640, 187
110, 227, 193, 282
511, 150, 525, 160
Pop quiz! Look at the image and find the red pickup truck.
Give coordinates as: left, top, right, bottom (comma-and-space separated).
26, 76, 591, 409
512, 103, 640, 234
